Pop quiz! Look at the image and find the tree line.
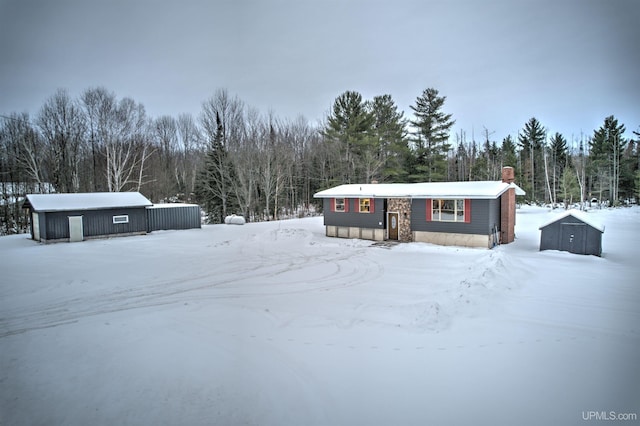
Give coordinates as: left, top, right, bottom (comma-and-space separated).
1, 86, 639, 235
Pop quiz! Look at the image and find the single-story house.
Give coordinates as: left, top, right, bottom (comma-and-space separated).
23, 192, 201, 243
539, 209, 604, 256
314, 167, 525, 248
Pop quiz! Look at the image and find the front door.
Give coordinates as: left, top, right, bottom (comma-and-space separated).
560, 223, 586, 254
388, 212, 399, 240
68, 216, 84, 243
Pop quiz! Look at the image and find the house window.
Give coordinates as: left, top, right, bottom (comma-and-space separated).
113, 215, 129, 224
432, 199, 465, 222
335, 198, 345, 212
359, 198, 371, 213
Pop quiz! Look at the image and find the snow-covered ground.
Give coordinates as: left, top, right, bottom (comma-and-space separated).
1, 206, 638, 426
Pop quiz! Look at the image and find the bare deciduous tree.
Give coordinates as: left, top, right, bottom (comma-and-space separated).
37, 89, 85, 193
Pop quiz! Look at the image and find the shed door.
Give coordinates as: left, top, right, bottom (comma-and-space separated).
388, 212, 399, 240
32, 212, 40, 241
560, 223, 586, 254
68, 216, 84, 242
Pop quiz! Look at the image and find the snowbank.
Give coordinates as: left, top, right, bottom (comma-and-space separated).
224, 214, 246, 225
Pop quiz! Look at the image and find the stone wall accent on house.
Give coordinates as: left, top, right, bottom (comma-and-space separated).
387, 198, 412, 242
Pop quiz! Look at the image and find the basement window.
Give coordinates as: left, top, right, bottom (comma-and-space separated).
112, 215, 129, 224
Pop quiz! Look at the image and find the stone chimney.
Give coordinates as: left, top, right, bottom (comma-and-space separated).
500, 166, 516, 244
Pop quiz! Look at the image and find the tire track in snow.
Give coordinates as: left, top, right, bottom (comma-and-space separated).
0, 237, 381, 338
223, 329, 594, 353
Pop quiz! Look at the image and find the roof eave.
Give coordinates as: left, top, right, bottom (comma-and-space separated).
314, 193, 500, 199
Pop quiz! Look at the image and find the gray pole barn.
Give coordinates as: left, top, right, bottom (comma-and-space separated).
23, 192, 201, 243
539, 210, 604, 256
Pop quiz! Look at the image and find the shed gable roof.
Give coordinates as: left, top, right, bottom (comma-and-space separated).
538, 209, 605, 232
24, 192, 152, 212
314, 181, 525, 200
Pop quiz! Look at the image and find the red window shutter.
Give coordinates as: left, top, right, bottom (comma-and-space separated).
464, 199, 471, 223
344, 198, 349, 212
426, 199, 432, 221
330, 198, 335, 212
370, 198, 375, 213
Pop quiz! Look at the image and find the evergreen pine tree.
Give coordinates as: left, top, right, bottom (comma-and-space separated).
548, 132, 569, 204
590, 115, 626, 204
368, 94, 409, 182
501, 135, 518, 174
560, 166, 580, 208
409, 88, 455, 182
324, 91, 375, 183
195, 111, 236, 223
634, 169, 640, 204
518, 117, 546, 202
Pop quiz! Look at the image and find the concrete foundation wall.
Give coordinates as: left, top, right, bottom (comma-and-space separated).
326, 226, 384, 241
412, 231, 491, 248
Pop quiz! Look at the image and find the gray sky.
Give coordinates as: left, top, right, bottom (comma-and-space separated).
1, 0, 638, 143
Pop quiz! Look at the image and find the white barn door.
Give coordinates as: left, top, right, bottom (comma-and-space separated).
32, 212, 40, 241
68, 216, 83, 242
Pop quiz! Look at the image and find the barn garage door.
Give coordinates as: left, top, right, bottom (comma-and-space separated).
560, 222, 586, 254
32, 212, 40, 241
68, 216, 84, 242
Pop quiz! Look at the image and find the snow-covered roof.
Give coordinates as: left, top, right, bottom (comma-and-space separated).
147, 203, 199, 209
539, 209, 605, 232
509, 182, 526, 196
24, 192, 152, 212
314, 181, 525, 200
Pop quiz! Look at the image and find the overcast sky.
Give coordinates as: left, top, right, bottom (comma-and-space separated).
1, 0, 638, 143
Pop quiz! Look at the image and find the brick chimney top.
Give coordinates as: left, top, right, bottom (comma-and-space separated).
502, 166, 515, 184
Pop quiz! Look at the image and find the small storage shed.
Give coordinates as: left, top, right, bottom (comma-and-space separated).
539, 209, 604, 256
23, 192, 152, 243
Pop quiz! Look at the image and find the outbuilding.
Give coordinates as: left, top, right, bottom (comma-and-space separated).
314, 167, 525, 249
23, 192, 153, 243
23, 192, 202, 243
539, 209, 604, 256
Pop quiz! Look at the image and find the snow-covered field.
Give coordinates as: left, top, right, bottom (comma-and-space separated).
1, 206, 639, 426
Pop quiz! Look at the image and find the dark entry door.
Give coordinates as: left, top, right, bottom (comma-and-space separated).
560, 223, 586, 254
388, 212, 399, 240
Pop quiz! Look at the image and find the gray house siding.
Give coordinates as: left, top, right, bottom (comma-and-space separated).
147, 205, 201, 232
540, 215, 602, 256
42, 208, 147, 241
323, 198, 385, 229
488, 197, 501, 234
410, 199, 497, 235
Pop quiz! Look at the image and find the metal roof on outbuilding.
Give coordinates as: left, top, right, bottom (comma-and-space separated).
23, 192, 152, 212
539, 209, 605, 232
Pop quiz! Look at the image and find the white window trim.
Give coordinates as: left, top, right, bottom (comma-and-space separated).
432, 199, 464, 222
359, 198, 371, 213
335, 198, 345, 212
112, 214, 129, 224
